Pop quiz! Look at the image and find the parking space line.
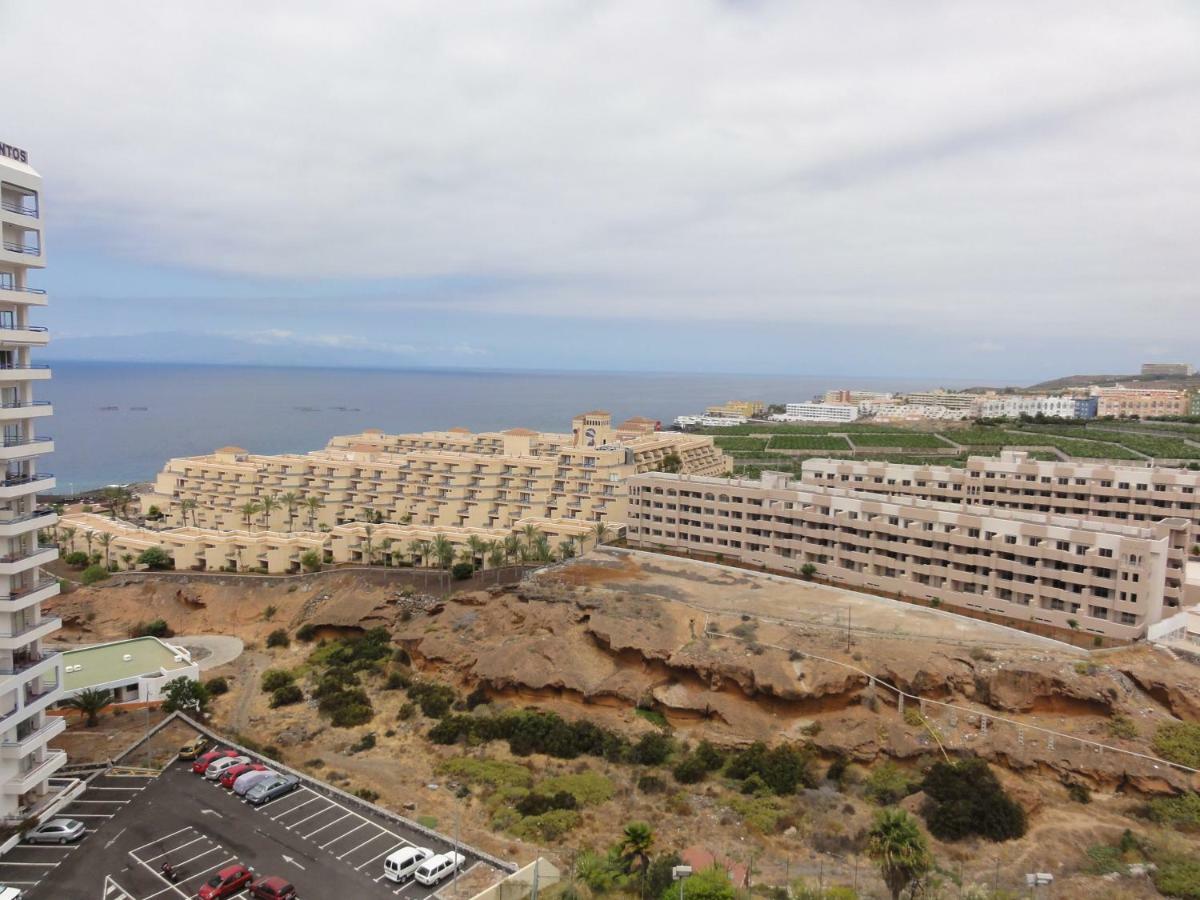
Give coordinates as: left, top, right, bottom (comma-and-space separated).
267, 793, 321, 819
360, 843, 406, 872
142, 855, 236, 900
321, 819, 370, 850
303, 810, 353, 839
285, 802, 335, 830
0, 860, 58, 866
129, 852, 190, 900
131, 826, 193, 854
144, 844, 221, 873
67, 812, 115, 818
141, 835, 207, 864
338, 829, 390, 860
73, 797, 131, 803
258, 786, 316, 813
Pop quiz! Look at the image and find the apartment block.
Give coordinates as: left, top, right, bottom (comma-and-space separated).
142, 413, 730, 532
976, 395, 1085, 419
776, 402, 859, 423
628, 470, 1189, 641
900, 390, 979, 410
1141, 363, 1195, 377
704, 400, 765, 419
802, 451, 1200, 549
823, 390, 894, 406
1094, 387, 1190, 419
0, 144, 66, 822
62, 512, 600, 575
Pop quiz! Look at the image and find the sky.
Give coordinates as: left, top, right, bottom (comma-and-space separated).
3, 1, 1199, 380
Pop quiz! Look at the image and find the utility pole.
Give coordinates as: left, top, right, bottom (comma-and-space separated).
846, 606, 852, 653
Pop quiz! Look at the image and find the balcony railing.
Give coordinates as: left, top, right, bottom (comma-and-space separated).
0, 578, 58, 602
0, 325, 47, 334
0, 199, 38, 218
1, 717, 64, 750
0, 401, 51, 410
0, 436, 52, 449
0, 546, 54, 564
0, 650, 59, 676
23, 679, 59, 704
0, 242, 40, 256
0, 284, 44, 296
6, 750, 67, 791
0, 473, 53, 488
0, 617, 60, 641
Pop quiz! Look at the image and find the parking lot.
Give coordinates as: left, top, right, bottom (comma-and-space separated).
17, 752, 496, 899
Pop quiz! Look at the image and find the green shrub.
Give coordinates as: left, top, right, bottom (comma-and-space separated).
348, 733, 376, 753
726, 792, 788, 833
638, 775, 666, 793
694, 740, 724, 771
300, 550, 321, 572
137, 546, 173, 570
406, 680, 457, 718
1153, 856, 1200, 900
265, 629, 290, 649
920, 758, 1026, 842
726, 742, 816, 795
296, 623, 318, 642
863, 762, 918, 805
516, 791, 577, 816
205, 676, 229, 696
1084, 844, 1125, 875
451, 562, 474, 580
354, 787, 379, 802
80, 564, 109, 585
630, 731, 674, 765
270, 684, 304, 708
673, 753, 709, 784
508, 808, 580, 841
1153, 722, 1200, 768
397, 702, 416, 720
426, 708, 629, 761
131, 618, 172, 638
63, 551, 89, 568
1108, 714, 1138, 740
437, 757, 533, 789
384, 671, 409, 690
318, 688, 373, 727
537, 772, 615, 806
1148, 791, 1200, 829
260, 669, 294, 692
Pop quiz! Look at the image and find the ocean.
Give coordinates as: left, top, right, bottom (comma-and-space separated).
39, 362, 974, 491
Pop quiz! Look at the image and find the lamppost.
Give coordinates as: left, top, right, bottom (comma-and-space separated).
672, 865, 692, 900
1025, 872, 1053, 898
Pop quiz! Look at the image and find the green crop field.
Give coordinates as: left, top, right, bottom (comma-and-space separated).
712, 436, 769, 451
848, 433, 950, 448
937, 428, 1011, 445
1084, 430, 1200, 459
765, 435, 852, 450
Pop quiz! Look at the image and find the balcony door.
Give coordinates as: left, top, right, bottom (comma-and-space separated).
0, 311, 12, 330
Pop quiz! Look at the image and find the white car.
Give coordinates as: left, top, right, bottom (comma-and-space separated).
204, 755, 250, 780
0, 886, 24, 900
233, 768, 276, 796
384, 847, 432, 883
414, 852, 465, 886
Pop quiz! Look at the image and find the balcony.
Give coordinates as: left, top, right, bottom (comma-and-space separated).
2, 749, 67, 795
0, 716, 64, 758
0, 546, 57, 575
0, 324, 48, 346
0, 241, 40, 257
0, 283, 46, 306
0, 651, 61, 678
0, 617, 61, 651
0, 473, 53, 500
0, 578, 59, 608
0, 436, 53, 464
0, 366, 50, 383
0, 508, 54, 538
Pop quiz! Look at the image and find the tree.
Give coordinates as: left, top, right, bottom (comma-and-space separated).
593, 521, 611, 549
279, 491, 300, 531
363, 524, 375, 565
521, 524, 541, 555
800, 563, 817, 580
432, 534, 454, 569
300, 549, 321, 572
57, 525, 76, 552
81, 563, 109, 585
101, 486, 132, 519
618, 821, 655, 877
260, 494, 279, 528
920, 757, 1026, 842
179, 498, 198, 527
664, 866, 735, 900
558, 540, 576, 560
305, 495, 323, 530
503, 534, 521, 563
466, 534, 487, 567
98, 532, 114, 568
657, 453, 683, 474
239, 500, 260, 530
161, 676, 211, 718
83, 529, 95, 558
486, 541, 505, 571
137, 546, 173, 570
866, 808, 933, 900
62, 687, 113, 727
407, 539, 426, 567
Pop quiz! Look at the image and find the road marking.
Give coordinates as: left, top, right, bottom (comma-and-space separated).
128, 851, 190, 900
359, 843, 406, 872
321, 820, 369, 850
201, 807, 224, 818
0, 860, 58, 866
105, 826, 128, 849
73, 798, 130, 803
338, 829, 390, 860
146, 844, 221, 873
141, 835, 207, 863
284, 803, 334, 830
67, 813, 114, 818
141, 855, 236, 900
130, 827, 191, 854
267, 794, 320, 820
303, 811, 352, 839
89, 786, 144, 791
281, 853, 306, 870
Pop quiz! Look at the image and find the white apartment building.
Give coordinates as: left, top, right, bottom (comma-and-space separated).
674, 415, 747, 428
773, 403, 859, 423
977, 395, 1080, 419
901, 390, 979, 410
0, 142, 66, 822
863, 403, 973, 422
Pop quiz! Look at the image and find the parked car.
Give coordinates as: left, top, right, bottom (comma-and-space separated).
385, 846, 433, 883
204, 755, 251, 781
414, 852, 465, 886
191, 748, 238, 774
250, 876, 297, 900
197, 863, 253, 900
24, 818, 86, 845
220, 762, 266, 789
0, 885, 23, 900
178, 736, 211, 760
246, 774, 300, 806
233, 768, 277, 797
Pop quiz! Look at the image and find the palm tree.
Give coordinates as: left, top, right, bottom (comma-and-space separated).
521, 524, 541, 554
486, 541, 505, 571
259, 494, 279, 529
618, 822, 655, 879
502, 534, 521, 564
592, 521, 611, 550
58, 525, 76, 553
417, 540, 433, 568
380, 538, 394, 566
558, 539, 576, 561
83, 529, 95, 559
457, 546, 474, 566
179, 498, 198, 527
239, 501, 260, 530
363, 524, 375, 566
533, 533, 552, 563
407, 539, 426, 567
304, 495, 323, 530
279, 492, 300, 531
866, 808, 933, 900
98, 532, 114, 568
62, 687, 114, 727
399, 510, 413, 525
466, 534, 487, 568
120, 552, 134, 570
432, 534, 454, 570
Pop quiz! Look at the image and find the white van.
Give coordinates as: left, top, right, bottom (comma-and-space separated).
205, 755, 250, 780
414, 852, 465, 886
384, 846, 432, 883
233, 768, 276, 796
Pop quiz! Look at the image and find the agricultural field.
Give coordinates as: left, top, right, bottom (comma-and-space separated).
848, 433, 951, 448
1084, 429, 1200, 459
692, 422, 909, 435
938, 428, 1015, 446
712, 436, 769, 451
764, 435, 852, 451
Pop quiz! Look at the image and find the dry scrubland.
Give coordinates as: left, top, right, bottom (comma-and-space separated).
46, 550, 1200, 898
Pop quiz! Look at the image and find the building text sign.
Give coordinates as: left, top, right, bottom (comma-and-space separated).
0, 142, 28, 164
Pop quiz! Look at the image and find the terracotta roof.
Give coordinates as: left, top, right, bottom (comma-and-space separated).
679, 847, 747, 887
503, 428, 538, 436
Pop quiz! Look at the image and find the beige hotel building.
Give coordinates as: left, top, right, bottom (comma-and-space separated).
628, 470, 1189, 642
0, 142, 66, 822
142, 412, 730, 533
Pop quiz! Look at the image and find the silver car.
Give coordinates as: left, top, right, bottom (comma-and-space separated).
25, 818, 85, 845
246, 774, 300, 806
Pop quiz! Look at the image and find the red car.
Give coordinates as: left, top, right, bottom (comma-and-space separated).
197, 863, 253, 899
219, 762, 267, 789
190, 749, 238, 775
251, 876, 297, 900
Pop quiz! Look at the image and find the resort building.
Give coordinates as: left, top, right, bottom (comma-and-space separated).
976, 395, 1090, 420
674, 415, 746, 428
704, 401, 765, 419
823, 390, 894, 407
60, 637, 198, 706
900, 390, 979, 411
142, 413, 729, 532
60, 511, 607, 575
1093, 387, 1190, 419
773, 402, 859, 423
801, 451, 1200, 549
627, 470, 1189, 642
1141, 363, 1195, 378
0, 142, 65, 821
862, 403, 973, 422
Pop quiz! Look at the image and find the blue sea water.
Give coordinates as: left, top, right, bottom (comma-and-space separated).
39, 362, 975, 491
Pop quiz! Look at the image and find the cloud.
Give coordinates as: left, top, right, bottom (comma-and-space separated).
6, 0, 1200, 349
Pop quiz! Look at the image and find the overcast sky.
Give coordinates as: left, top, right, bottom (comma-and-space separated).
5, 1, 1200, 379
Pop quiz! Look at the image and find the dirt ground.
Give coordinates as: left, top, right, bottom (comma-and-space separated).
45, 552, 1200, 898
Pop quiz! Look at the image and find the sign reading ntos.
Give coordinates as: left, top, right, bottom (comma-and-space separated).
0, 142, 28, 164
